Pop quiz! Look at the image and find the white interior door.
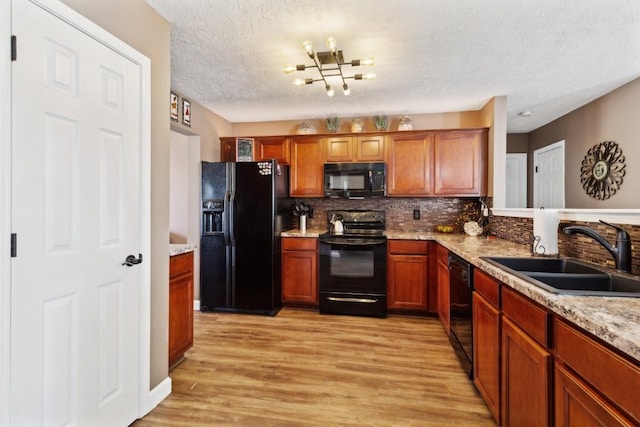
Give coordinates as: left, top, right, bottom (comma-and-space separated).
506, 153, 527, 208
533, 140, 565, 209
11, 1, 142, 425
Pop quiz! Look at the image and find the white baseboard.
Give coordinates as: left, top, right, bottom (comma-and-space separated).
193, 299, 200, 311
140, 376, 172, 418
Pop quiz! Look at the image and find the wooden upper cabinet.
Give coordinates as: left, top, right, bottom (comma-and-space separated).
326, 135, 385, 163
223, 129, 487, 197
254, 136, 290, 165
355, 135, 385, 162
220, 137, 236, 162
434, 130, 488, 196
386, 132, 434, 196
326, 136, 353, 162
290, 136, 324, 197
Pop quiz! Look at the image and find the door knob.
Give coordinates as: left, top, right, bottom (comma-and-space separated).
122, 253, 143, 266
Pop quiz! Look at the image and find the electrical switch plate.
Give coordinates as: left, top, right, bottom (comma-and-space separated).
413, 209, 420, 220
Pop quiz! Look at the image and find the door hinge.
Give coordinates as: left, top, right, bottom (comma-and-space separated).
535, 166, 538, 173
10, 233, 17, 257
11, 36, 16, 61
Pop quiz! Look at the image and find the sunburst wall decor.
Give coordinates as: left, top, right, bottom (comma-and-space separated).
579, 140, 626, 200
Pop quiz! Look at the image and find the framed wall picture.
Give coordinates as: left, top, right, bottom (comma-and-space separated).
182, 98, 191, 127
170, 91, 179, 121
236, 138, 254, 162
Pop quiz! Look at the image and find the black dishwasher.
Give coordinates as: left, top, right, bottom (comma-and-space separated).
449, 253, 474, 379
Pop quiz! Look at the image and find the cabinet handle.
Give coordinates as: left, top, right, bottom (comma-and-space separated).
327, 297, 378, 304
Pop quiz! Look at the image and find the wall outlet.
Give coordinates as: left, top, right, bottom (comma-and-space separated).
413, 209, 420, 220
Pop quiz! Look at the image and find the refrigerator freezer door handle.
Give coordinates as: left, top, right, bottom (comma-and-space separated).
224, 190, 231, 245
229, 190, 236, 244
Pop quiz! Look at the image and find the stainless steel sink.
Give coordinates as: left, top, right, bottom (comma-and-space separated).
481, 257, 640, 297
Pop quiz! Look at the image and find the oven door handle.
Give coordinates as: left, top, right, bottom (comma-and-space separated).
319, 238, 386, 246
327, 296, 379, 304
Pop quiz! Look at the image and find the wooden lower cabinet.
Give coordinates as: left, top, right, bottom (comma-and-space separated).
469, 270, 640, 427
169, 251, 194, 369
472, 290, 501, 423
281, 237, 318, 305
501, 316, 552, 426
554, 363, 634, 427
555, 318, 640, 425
387, 240, 429, 311
436, 245, 450, 333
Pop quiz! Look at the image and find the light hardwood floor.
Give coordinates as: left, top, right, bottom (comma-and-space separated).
134, 308, 495, 426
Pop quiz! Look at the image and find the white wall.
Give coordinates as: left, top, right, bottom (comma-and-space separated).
170, 132, 189, 243
169, 130, 202, 300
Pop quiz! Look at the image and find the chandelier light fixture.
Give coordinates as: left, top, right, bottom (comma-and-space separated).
284, 37, 376, 96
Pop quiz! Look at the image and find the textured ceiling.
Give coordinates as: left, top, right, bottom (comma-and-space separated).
146, 0, 640, 133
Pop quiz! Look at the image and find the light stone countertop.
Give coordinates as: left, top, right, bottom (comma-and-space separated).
169, 243, 198, 256
281, 228, 640, 362
281, 228, 326, 238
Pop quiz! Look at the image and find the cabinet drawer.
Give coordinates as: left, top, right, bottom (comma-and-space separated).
555, 318, 640, 423
501, 287, 550, 347
388, 240, 429, 255
170, 251, 194, 278
474, 269, 500, 307
282, 237, 317, 251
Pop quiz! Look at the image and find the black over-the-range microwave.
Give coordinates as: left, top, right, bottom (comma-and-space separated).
324, 162, 386, 199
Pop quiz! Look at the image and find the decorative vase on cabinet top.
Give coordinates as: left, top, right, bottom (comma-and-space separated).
350, 118, 364, 133
398, 116, 413, 131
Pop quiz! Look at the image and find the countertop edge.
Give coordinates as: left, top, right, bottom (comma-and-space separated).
169, 243, 198, 256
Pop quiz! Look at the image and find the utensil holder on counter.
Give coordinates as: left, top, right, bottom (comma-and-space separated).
299, 215, 307, 233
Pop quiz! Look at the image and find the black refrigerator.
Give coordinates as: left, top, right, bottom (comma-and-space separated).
200, 160, 292, 316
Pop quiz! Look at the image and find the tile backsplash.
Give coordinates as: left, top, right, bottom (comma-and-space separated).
489, 215, 640, 276
290, 198, 640, 276
293, 197, 483, 232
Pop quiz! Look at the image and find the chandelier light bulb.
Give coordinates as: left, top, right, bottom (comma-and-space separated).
293, 78, 306, 86
363, 72, 376, 80
360, 57, 375, 66
325, 36, 337, 53
342, 83, 350, 96
283, 65, 297, 74
325, 84, 334, 97
302, 40, 314, 57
